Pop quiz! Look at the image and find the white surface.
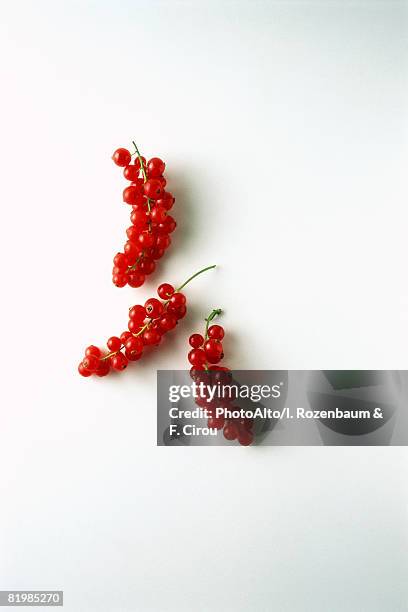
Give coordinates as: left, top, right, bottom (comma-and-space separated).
0, 1, 407, 610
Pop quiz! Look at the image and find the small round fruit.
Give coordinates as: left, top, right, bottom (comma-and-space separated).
123, 165, 140, 181
112, 148, 131, 167
147, 157, 165, 178
123, 185, 143, 205
142, 329, 162, 346
129, 305, 146, 321
96, 360, 110, 377
238, 430, 254, 446
145, 298, 164, 318
125, 336, 143, 358
189, 334, 204, 348
143, 179, 162, 200
85, 345, 101, 358
150, 205, 167, 224
188, 349, 207, 366
78, 362, 92, 377
112, 273, 127, 288
111, 352, 128, 371
82, 354, 99, 373
107, 336, 121, 352
157, 283, 174, 299
138, 232, 155, 249
207, 325, 225, 340
159, 313, 177, 332
223, 422, 238, 441
127, 272, 145, 288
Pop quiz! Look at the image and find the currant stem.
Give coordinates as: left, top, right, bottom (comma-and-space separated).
204, 308, 222, 339
176, 265, 217, 292
132, 140, 147, 182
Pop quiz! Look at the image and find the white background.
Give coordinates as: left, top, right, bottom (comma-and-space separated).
0, 1, 407, 610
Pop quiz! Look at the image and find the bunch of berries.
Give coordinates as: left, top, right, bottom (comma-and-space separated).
78, 266, 215, 377
189, 311, 254, 446
111, 143, 176, 288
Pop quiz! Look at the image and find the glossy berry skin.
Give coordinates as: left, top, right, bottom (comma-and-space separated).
159, 313, 177, 332
189, 334, 204, 348
147, 157, 165, 178
123, 165, 140, 181
124, 240, 140, 261
207, 325, 225, 340
145, 298, 164, 318
143, 329, 161, 346
156, 234, 171, 249
107, 336, 121, 352
96, 360, 110, 377
150, 206, 167, 224
138, 232, 155, 249
111, 352, 128, 371
157, 192, 175, 211
82, 354, 99, 372
78, 362, 92, 377
128, 319, 144, 334
143, 179, 162, 200
112, 273, 127, 288
134, 156, 146, 170
125, 336, 143, 358
157, 283, 174, 299
130, 210, 148, 229
188, 349, 207, 366
138, 259, 155, 275
204, 339, 223, 356
112, 148, 131, 167
169, 293, 186, 309
123, 185, 143, 205
113, 253, 129, 271
173, 304, 187, 319
120, 331, 132, 344
129, 305, 146, 322
128, 272, 145, 288
85, 345, 101, 358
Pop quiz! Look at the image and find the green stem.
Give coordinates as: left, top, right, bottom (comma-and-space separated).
176, 265, 216, 292
132, 140, 147, 182
204, 308, 222, 339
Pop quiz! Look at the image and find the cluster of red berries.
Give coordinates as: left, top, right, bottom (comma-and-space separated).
189, 311, 254, 446
78, 266, 215, 377
111, 144, 176, 288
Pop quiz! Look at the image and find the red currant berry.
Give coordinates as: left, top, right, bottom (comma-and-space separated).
123, 165, 140, 181
223, 422, 238, 441
156, 234, 171, 249
124, 240, 140, 261
157, 283, 174, 299
159, 313, 177, 332
204, 339, 223, 356
138, 232, 155, 249
130, 209, 148, 229
207, 325, 225, 340
82, 354, 100, 373
150, 205, 167, 224
138, 258, 155, 275
143, 179, 162, 200
96, 359, 110, 377
125, 336, 143, 358
169, 293, 186, 309
157, 192, 175, 211
78, 362, 92, 377
107, 336, 122, 352
85, 345, 101, 358
238, 430, 254, 446
112, 273, 127, 287
127, 271, 145, 288
163, 215, 176, 233
111, 352, 128, 371
188, 349, 207, 366
120, 331, 132, 344
123, 185, 143, 206
151, 247, 165, 260
174, 304, 187, 319
113, 253, 129, 271
147, 157, 165, 178
143, 329, 162, 346
145, 298, 164, 318
189, 334, 204, 348
112, 148, 131, 167
129, 305, 146, 321
126, 226, 141, 242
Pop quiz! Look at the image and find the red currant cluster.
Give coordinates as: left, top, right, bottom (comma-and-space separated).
111, 143, 176, 288
78, 266, 215, 377
189, 311, 254, 446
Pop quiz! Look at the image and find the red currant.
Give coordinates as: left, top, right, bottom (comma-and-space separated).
188, 349, 206, 366
112, 148, 131, 167
157, 283, 174, 299
123, 185, 143, 206
129, 305, 146, 321
159, 313, 177, 332
189, 334, 204, 348
147, 157, 165, 178
223, 422, 238, 441
138, 232, 155, 249
238, 430, 254, 446
150, 206, 167, 224
143, 179, 162, 200
85, 345, 101, 358
107, 336, 121, 352
123, 165, 140, 181
111, 352, 128, 370
125, 336, 143, 358
144, 298, 164, 318
169, 293, 186, 309
138, 258, 155, 275
113, 253, 129, 271
78, 362, 92, 377
134, 155, 146, 170
207, 325, 224, 340
82, 354, 100, 372
96, 359, 110, 377
112, 273, 127, 287
128, 271, 145, 288
143, 329, 162, 346
156, 234, 171, 249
